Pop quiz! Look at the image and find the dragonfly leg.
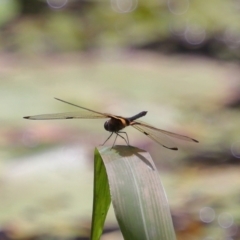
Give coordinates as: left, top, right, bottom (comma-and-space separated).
111, 132, 127, 148
111, 133, 119, 147
102, 131, 129, 147
117, 131, 129, 145
101, 132, 114, 145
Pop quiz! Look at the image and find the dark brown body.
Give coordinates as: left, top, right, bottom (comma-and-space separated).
104, 111, 147, 133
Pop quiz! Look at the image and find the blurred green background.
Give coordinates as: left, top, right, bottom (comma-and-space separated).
1, 0, 240, 239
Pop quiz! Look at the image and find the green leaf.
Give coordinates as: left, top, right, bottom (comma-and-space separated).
91, 145, 176, 240
90, 148, 111, 240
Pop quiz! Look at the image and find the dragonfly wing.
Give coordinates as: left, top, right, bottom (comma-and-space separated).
54, 98, 110, 116
24, 112, 110, 120
24, 98, 117, 120
131, 124, 178, 150
132, 121, 198, 142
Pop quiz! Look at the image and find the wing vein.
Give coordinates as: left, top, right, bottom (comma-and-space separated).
131, 125, 178, 150
132, 121, 198, 143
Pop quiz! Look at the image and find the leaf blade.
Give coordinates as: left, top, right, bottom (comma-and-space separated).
98, 145, 176, 240
90, 148, 111, 240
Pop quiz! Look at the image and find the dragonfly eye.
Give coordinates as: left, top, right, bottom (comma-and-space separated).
104, 121, 109, 131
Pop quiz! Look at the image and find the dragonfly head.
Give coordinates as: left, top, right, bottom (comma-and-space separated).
104, 120, 110, 131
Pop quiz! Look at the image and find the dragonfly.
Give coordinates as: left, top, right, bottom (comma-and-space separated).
23, 98, 198, 150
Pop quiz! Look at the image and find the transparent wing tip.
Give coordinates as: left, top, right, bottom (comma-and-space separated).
163, 145, 178, 151
23, 116, 39, 120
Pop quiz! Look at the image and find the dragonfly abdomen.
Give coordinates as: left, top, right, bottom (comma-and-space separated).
128, 111, 147, 122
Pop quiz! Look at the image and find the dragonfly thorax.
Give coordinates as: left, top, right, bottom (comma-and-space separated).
104, 118, 127, 132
